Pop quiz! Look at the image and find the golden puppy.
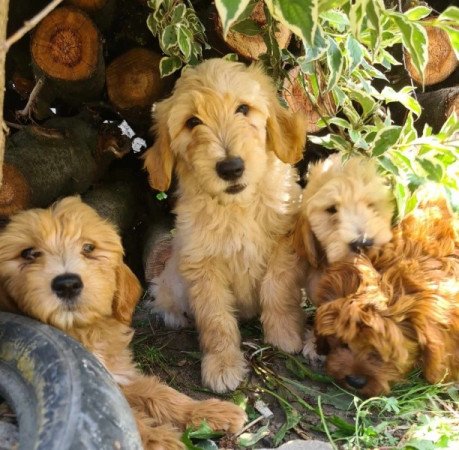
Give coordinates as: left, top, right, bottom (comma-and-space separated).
0, 197, 246, 450
314, 191, 459, 397
294, 154, 394, 304
143, 58, 307, 393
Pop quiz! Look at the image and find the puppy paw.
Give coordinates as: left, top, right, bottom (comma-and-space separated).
188, 399, 247, 433
140, 424, 185, 450
202, 351, 248, 393
264, 325, 303, 354
302, 329, 325, 369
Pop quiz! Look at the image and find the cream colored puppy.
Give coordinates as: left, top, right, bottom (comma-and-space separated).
294, 154, 394, 362
144, 58, 307, 393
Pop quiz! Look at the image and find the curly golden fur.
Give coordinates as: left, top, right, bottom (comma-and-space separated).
0, 197, 246, 450
143, 59, 307, 393
314, 190, 459, 397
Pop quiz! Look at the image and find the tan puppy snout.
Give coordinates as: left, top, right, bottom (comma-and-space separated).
51, 273, 83, 302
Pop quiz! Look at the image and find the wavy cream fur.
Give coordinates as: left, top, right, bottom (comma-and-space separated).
144, 59, 307, 393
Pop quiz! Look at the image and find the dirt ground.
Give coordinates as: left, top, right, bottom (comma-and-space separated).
132, 303, 355, 449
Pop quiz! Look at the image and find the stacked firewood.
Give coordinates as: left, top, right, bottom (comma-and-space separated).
0, 0, 457, 280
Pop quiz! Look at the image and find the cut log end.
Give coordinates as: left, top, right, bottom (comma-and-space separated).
106, 48, 164, 110
215, 1, 291, 61
31, 6, 102, 82
0, 164, 30, 216
282, 66, 335, 134
405, 25, 458, 86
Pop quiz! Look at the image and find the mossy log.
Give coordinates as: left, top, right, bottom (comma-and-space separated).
415, 86, 459, 133
282, 66, 336, 134
30, 6, 105, 105
405, 25, 458, 86
106, 48, 166, 130
0, 116, 130, 216
214, 1, 291, 61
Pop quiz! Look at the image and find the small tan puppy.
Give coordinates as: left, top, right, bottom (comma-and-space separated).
144, 58, 307, 393
295, 154, 394, 303
0, 197, 246, 450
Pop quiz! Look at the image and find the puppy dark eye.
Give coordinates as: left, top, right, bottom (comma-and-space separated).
186, 116, 202, 129
21, 247, 41, 261
326, 205, 337, 214
82, 243, 95, 254
236, 104, 249, 115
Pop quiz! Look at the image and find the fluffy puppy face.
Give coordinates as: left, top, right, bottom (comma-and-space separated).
143, 58, 306, 201
314, 259, 419, 397
295, 155, 394, 266
0, 197, 140, 331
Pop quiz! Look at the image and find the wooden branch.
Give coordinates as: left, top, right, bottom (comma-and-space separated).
0, 0, 9, 187
4, 0, 64, 51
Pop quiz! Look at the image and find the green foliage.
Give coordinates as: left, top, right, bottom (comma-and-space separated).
146, 0, 459, 215
147, 0, 209, 76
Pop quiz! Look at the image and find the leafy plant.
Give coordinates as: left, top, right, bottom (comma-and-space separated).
146, 0, 210, 76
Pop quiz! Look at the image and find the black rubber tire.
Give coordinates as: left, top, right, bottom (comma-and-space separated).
0, 312, 143, 450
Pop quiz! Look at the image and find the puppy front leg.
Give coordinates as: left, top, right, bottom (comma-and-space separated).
260, 240, 304, 353
185, 264, 248, 393
124, 375, 246, 434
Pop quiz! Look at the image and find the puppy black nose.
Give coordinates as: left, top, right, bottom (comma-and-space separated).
51, 273, 83, 300
349, 237, 374, 253
345, 374, 368, 389
216, 157, 245, 181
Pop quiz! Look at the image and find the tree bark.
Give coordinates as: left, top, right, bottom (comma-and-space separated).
66, 0, 116, 31
0, 0, 10, 187
282, 66, 336, 134
415, 87, 459, 133
106, 48, 166, 130
0, 116, 130, 216
30, 6, 105, 105
405, 25, 458, 86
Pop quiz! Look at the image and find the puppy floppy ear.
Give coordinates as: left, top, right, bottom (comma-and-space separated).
293, 214, 321, 268
266, 99, 307, 164
113, 262, 142, 325
143, 101, 175, 192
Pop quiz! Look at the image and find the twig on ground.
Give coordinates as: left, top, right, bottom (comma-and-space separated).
16, 77, 46, 120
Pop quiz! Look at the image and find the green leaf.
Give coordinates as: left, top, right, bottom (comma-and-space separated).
438, 6, 459, 23
390, 13, 428, 84
160, 24, 178, 51
159, 56, 182, 77
380, 86, 421, 116
272, 404, 301, 446
378, 155, 400, 176
348, 89, 377, 117
146, 13, 159, 36
326, 37, 343, 91
309, 133, 350, 152
301, 25, 328, 63
171, 3, 186, 23
215, 0, 251, 38
177, 25, 192, 59
418, 158, 444, 182
345, 35, 364, 72
320, 10, 349, 29
372, 126, 402, 157
231, 19, 261, 36
394, 182, 408, 219
237, 423, 270, 447
440, 24, 459, 59
156, 191, 168, 201
265, 0, 319, 45
404, 5, 432, 21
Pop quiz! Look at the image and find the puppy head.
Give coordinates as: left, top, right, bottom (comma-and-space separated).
0, 197, 141, 331
314, 259, 419, 397
143, 58, 306, 200
295, 154, 394, 266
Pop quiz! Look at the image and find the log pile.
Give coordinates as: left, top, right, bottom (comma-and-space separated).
0, 0, 458, 280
